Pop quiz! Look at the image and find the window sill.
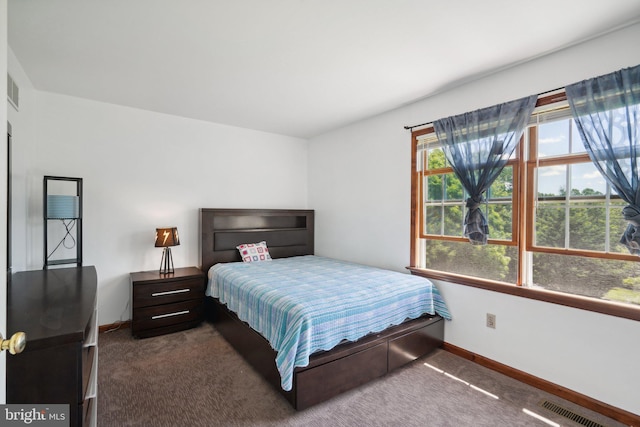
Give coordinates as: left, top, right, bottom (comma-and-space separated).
407, 267, 640, 322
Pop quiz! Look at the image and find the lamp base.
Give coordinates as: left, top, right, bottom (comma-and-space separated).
159, 247, 175, 274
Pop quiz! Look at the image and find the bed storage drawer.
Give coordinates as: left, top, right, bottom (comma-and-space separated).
388, 316, 444, 371
211, 296, 446, 410
295, 341, 388, 410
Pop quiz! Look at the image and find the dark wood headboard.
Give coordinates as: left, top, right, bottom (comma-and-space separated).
199, 208, 315, 273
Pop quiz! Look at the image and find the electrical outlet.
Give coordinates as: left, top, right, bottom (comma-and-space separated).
486, 313, 496, 329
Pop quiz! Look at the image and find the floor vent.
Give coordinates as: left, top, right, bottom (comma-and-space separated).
539, 399, 605, 427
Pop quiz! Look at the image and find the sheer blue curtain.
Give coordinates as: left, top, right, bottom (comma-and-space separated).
566, 64, 640, 254
434, 95, 536, 245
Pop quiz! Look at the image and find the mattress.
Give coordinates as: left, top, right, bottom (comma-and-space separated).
207, 255, 451, 391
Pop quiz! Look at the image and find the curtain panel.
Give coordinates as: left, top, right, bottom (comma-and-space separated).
566, 64, 640, 254
434, 95, 536, 245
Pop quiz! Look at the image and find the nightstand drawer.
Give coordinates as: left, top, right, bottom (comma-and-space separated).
133, 278, 204, 308
133, 299, 203, 332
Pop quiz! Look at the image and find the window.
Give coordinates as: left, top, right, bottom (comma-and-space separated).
411, 93, 640, 319
416, 131, 519, 283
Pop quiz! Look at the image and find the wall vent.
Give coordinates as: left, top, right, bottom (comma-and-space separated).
7, 73, 19, 110
539, 399, 605, 427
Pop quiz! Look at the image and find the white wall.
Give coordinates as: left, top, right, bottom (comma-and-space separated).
7, 64, 308, 324
7, 47, 36, 274
308, 23, 640, 416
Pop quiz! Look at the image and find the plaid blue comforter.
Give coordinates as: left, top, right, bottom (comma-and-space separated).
206, 255, 451, 391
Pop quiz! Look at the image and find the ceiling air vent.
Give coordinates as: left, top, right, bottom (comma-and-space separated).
7, 73, 19, 110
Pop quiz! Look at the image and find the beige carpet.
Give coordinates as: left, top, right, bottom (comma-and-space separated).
97, 323, 624, 427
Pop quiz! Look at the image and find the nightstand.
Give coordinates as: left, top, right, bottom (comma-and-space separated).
130, 266, 205, 338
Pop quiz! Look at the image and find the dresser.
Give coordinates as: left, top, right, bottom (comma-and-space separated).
130, 266, 205, 338
7, 266, 98, 427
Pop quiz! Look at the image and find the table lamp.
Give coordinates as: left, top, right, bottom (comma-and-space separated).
155, 227, 180, 274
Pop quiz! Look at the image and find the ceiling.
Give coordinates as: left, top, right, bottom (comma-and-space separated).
8, 1, 640, 138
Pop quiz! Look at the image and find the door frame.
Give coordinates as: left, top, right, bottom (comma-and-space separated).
2, 0, 10, 399
1, 123, 10, 404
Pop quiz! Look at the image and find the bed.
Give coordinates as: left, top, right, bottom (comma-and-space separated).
200, 208, 450, 409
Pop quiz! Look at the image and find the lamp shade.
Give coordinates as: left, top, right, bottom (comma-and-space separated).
155, 227, 180, 247
47, 195, 80, 219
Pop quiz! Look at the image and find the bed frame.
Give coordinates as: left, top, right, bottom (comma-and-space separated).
199, 208, 444, 410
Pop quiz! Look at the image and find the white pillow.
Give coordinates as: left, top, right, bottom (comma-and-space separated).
236, 241, 272, 262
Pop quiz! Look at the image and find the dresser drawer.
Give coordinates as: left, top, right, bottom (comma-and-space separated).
133, 299, 203, 332
133, 277, 204, 308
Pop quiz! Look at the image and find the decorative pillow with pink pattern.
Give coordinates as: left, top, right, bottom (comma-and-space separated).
236, 241, 272, 262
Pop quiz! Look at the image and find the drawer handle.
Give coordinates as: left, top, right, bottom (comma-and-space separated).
151, 289, 190, 297
152, 310, 189, 320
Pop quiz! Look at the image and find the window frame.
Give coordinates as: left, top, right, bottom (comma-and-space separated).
525, 126, 638, 263
417, 138, 520, 247
410, 92, 640, 322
